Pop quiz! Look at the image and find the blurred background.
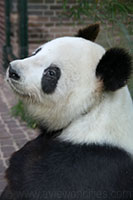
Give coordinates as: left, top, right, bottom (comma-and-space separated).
0, 0, 132, 193
0, 0, 132, 90
0, 1, 132, 61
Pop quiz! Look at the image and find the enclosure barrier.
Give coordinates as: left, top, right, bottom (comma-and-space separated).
3, 0, 28, 69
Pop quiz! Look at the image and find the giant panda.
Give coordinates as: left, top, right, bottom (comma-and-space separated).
1, 24, 133, 200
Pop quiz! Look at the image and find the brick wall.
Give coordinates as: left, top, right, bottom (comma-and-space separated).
1, 0, 132, 67
0, 0, 6, 71
1, 0, 86, 70
28, 0, 87, 53
11, 0, 87, 54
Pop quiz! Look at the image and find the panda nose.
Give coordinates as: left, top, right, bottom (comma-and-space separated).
9, 64, 20, 81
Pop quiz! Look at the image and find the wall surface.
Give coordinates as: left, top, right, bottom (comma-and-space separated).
11, 0, 87, 54
1, 0, 132, 68
0, 0, 6, 70
1, 0, 87, 70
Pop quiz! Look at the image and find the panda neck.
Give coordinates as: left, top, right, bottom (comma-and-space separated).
58, 86, 133, 155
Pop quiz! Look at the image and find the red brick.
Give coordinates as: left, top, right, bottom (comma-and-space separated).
50, 5, 62, 10
45, 0, 54, 3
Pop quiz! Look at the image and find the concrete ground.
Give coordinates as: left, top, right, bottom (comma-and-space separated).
0, 71, 37, 194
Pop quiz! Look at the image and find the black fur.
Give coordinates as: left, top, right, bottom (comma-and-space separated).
1, 131, 133, 200
76, 23, 100, 42
41, 64, 61, 94
96, 48, 132, 91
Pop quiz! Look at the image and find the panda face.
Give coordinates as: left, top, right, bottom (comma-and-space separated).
7, 37, 105, 130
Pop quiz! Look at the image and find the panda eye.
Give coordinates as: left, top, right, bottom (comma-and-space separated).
46, 69, 56, 77
44, 65, 61, 79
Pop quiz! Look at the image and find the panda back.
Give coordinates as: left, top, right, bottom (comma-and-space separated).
4, 134, 133, 200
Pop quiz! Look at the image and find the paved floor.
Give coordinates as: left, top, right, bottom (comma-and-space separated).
0, 71, 37, 194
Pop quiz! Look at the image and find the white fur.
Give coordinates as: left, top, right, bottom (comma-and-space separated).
59, 87, 133, 155
7, 36, 133, 155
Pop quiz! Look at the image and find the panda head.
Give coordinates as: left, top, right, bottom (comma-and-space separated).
6, 24, 132, 132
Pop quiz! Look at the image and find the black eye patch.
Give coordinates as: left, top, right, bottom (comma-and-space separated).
41, 64, 61, 94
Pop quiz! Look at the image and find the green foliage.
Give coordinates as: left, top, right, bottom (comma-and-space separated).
62, 0, 133, 52
11, 100, 37, 129
63, 0, 132, 22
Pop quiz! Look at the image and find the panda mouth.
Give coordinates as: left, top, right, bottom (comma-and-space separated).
7, 77, 29, 98
6, 77, 40, 104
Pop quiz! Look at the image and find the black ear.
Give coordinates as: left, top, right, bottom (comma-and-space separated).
96, 48, 132, 91
76, 23, 100, 42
